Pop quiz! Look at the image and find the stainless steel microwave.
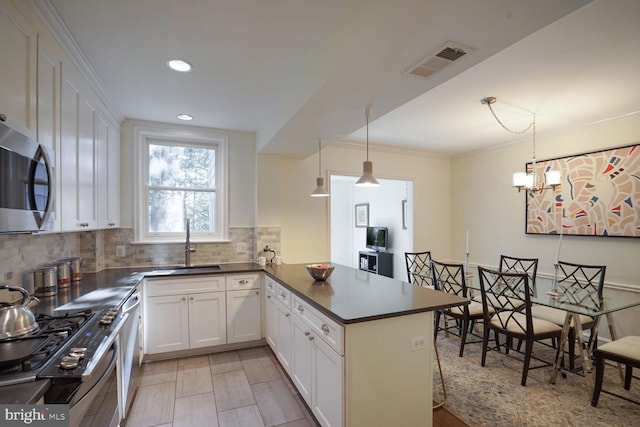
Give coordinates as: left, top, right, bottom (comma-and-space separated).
0, 121, 55, 232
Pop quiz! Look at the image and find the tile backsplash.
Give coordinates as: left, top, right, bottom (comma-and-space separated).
0, 227, 280, 287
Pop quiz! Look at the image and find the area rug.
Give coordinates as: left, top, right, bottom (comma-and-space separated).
433, 333, 640, 426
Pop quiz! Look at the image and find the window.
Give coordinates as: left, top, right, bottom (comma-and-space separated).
134, 125, 228, 243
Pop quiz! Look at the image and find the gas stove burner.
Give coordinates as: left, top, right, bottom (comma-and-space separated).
0, 310, 95, 382
37, 309, 92, 331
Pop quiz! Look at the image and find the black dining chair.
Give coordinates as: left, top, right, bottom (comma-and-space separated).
591, 335, 640, 406
477, 266, 563, 386
404, 251, 432, 287
499, 255, 539, 290
431, 259, 482, 357
530, 261, 606, 371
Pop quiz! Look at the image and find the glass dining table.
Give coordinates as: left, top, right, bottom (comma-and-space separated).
459, 272, 640, 384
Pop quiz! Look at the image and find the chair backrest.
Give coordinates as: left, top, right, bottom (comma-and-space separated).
477, 266, 533, 336
499, 255, 539, 288
430, 259, 468, 298
557, 261, 606, 305
405, 251, 432, 287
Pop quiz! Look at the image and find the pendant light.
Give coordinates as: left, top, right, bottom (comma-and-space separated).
310, 138, 330, 197
481, 96, 561, 193
355, 107, 380, 187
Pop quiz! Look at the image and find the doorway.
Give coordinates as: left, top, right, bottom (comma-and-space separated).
329, 174, 413, 280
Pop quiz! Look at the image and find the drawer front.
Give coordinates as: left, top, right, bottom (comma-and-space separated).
292, 295, 344, 355
275, 283, 291, 309
145, 275, 225, 297
265, 276, 277, 295
226, 274, 260, 291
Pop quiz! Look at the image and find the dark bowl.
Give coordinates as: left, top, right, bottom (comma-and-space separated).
306, 264, 335, 281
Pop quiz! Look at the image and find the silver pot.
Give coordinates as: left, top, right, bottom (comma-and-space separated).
32, 265, 58, 297
0, 285, 40, 339
66, 257, 84, 282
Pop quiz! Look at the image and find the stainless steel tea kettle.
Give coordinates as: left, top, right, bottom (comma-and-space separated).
0, 285, 40, 339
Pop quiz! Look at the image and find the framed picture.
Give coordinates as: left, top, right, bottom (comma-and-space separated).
402, 199, 408, 230
525, 143, 640, 237
355, 203, 369, 228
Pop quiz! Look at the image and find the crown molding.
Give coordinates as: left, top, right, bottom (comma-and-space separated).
30, 0, 123, 124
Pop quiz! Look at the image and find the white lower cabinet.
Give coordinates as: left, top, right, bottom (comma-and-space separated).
264, 276, 344, 426
143, 276, 226, 354
291, 297, 344, 427
273, 280, 293, 374
312, 331, 343, 427
189, 292, 227, 348
144, 294, 189, 353
275, 296, 293, 373
263, 280, 278, 349
226, 283, 261, 344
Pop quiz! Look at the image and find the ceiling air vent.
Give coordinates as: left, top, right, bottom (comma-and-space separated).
406, 42, 473, 79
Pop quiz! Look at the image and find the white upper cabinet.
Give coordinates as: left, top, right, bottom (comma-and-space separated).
0, 0, 37, 138
60, 63, 98, 230
36, 32, 63, 232
97, 106, 120, 228
2, 0, 121, 232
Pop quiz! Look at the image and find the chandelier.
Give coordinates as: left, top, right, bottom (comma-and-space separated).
481, 96, 561, 193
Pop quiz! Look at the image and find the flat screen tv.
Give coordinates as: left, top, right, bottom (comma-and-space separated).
366, 226, 388, 252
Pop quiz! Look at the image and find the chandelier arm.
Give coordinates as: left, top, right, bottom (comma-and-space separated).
486, 101, 534, 135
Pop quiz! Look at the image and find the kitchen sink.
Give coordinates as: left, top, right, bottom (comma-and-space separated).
148, 264, 222, 275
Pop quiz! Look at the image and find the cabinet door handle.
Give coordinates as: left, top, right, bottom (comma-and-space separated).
182, 297, 187, 301
285, 313, 290, 317
190, 297, 194, 301
255, 291, 259, 295
280, 292, 286, 299
297, 305, 304, 313
240, 279, 248, 284
304, 331, 311, 336
267, 295, 271, 299
321, 324, 330, 334
308, 335, 315, 341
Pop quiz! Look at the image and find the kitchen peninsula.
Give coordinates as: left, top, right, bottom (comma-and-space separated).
1, 262, 467, 427
264, 263, 468, 427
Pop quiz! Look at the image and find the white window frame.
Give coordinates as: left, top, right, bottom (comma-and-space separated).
133, 124, 228, 243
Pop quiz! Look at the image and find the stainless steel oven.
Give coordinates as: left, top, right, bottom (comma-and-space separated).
119, 289, 141, 422
39, 309, 127, 427
0, 121, 54, 233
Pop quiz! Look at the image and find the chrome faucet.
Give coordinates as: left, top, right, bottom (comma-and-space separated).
185, 218, 196, 266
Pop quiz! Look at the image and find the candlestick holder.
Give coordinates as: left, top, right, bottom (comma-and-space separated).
546, 262, 565, 297
464, 252, 470, 275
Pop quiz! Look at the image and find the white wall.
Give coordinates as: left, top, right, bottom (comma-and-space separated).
451, 113, 640, 338
451, 114, 640, 285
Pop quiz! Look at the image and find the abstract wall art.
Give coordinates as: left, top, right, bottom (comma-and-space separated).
525, 144, 640, 237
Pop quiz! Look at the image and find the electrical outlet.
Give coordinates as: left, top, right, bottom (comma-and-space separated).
236, 243, 247, 253
116, 245, 126, 257
411, 335, 427, 352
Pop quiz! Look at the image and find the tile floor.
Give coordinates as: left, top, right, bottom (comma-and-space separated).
125, 346, 319, 427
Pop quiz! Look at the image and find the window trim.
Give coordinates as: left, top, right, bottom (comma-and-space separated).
133, 124, 228, 243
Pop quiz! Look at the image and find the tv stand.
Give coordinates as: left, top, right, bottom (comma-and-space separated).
358, 251, 393, 278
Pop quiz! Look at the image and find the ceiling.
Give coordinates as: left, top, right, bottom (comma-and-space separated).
38, 0, 640, 158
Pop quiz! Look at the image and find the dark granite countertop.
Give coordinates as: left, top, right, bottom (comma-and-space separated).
33, 262, 263, 316
263, 263, 469, 324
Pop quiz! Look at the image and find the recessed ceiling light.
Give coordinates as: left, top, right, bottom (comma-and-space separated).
177, 114, 193, 121
167, 59, 192, 72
